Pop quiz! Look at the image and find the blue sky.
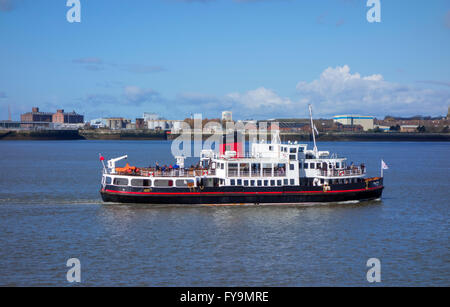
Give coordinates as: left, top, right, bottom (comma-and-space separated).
0, 0, 449, 121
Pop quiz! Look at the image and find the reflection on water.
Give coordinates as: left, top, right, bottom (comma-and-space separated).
0, 141, 448, 286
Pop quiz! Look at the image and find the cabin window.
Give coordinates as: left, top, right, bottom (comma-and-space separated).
257, 180, 262, 186
289, 155, 296, 160
304, 163, 309, 169
154, 179, 173, 187
264, 180, 269, 186
290, 179, 295, 185
131, 179, 152, 187
251, 163, 260, 177
336, 162, 340, 169
310, 163, 315, 169
105, 176, 112, 184
274, 163, 286, 176
244, 180, 249, 186
284, 179, 288, 185
269, 146, 273, 151
240, 163, 250, 177
228, 163, 238, 177
237, 179, 242, 185
277, 180, 282, 186
175, 179, 194, 187
113, 178, 129, 186
298, 147, 304, 153
317, 163, 321, 169
290, 148, 297, 153
270, 180, 275, 186
250, 180, 255, 186
221, 163, 225, 170
230, 179, 236, 186
290, 164, 295, 170
262, 163, 272, 177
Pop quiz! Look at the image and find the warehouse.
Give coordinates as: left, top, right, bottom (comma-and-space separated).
333, 115, 374, 131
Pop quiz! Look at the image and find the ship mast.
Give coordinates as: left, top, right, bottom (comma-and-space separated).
308, 104, 318, 155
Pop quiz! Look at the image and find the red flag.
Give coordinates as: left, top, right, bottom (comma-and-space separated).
99, 154, 105, 161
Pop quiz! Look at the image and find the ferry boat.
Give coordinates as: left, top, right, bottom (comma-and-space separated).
100, 107, 384, 205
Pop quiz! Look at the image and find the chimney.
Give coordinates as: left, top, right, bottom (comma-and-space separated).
32, 107, 39, 113
57, 109, 64, 114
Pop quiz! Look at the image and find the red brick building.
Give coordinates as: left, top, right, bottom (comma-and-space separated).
20, 107, 84, 128
21, 107, 53, 123
135, 118, 145, 129
52, 109, 84, 124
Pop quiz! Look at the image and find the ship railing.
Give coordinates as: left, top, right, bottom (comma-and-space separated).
319, 167, 366, 177
114, 168, 215, 178
225, 169, 287, 178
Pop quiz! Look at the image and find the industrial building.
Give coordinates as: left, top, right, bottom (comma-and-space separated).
20, 107, 84, 128
106, 118, 131, 130
333, 115, 374, 131
147, 119, 183, 132
143, 112, 160, 122
400, 125, 419, 133
20, 107, 53, 127
52, 109, 84, 124
90, 118, 108, 129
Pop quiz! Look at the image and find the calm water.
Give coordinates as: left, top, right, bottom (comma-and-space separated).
0, 140, 448, 286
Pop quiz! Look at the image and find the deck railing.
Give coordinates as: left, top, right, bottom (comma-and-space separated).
113, 168, 215, 178
319, 167, 366, 177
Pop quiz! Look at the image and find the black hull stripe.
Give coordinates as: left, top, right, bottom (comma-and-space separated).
103, 186, 383, 196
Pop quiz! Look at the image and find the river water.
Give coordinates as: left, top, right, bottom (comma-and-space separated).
0, 140, 448, 286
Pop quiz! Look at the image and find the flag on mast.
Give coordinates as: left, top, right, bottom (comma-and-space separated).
99, 153, 106, 171
381, 160, 388, 177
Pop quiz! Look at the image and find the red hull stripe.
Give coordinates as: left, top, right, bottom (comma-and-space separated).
104, 186, 383, 196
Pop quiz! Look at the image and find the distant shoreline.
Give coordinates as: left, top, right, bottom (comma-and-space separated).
1, 129, 449, 142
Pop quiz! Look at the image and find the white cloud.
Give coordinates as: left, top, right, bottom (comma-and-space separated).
227, 87, 291, 108
295, 65, 450, 117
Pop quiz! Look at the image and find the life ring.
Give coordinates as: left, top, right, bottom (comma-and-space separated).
339, 171, 344, 176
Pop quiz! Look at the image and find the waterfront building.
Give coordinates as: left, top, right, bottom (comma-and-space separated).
333, 115, 374, 131
106, 118, 130, 130
400, 125, 419, 133
143, 113, 161, 122
52, 109, 84, 124
90, 118, 108, 129
222, 111, 233, 122
20, 107, 53, 128
135, 118, 146, 129
375, 125, 391, 132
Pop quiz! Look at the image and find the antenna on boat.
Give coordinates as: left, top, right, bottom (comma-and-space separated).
308, 104, 318, 154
